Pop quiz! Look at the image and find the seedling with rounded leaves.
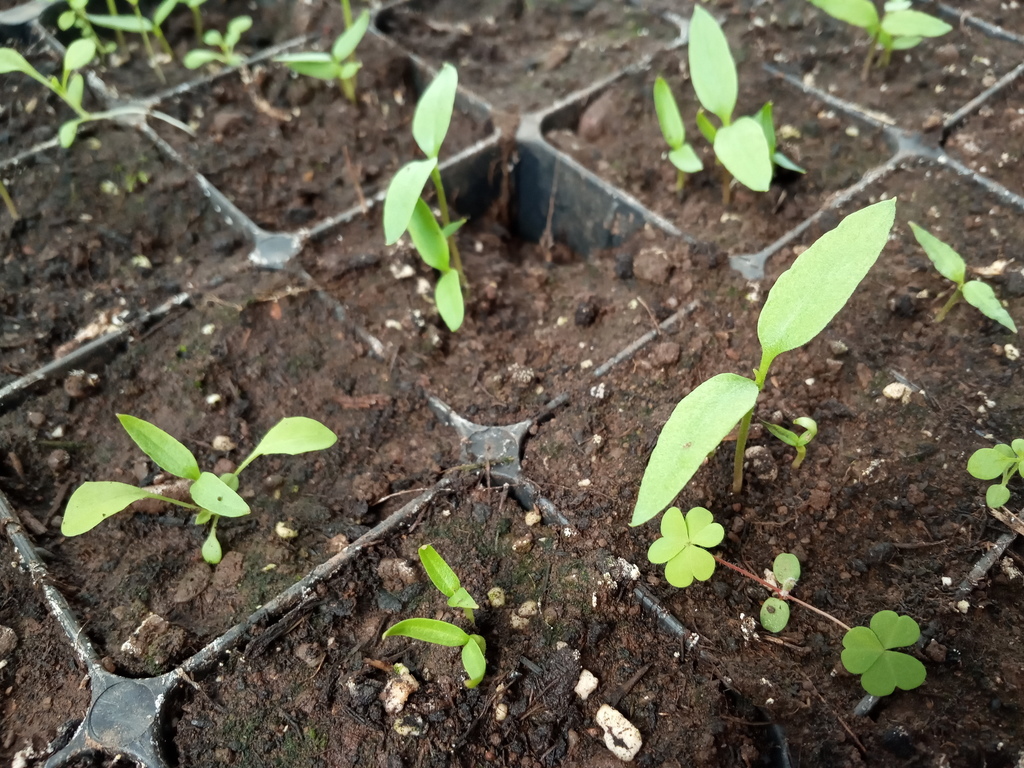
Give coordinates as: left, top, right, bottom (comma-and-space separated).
760, 553, 801, 632
909, 221, 1017, 332
632, 198, 895, 528
383, 63, 466, 331
652, 76, 702, 194
62, 414, 337, 564
763, 416, 817, 469
967, 439, 1024, 508
418, 544, 479, 622
808, 0, 952, 81
275, 9, 370, 103
647, 506, 724, 588
58, 0, 114, 59
183, 15, 252, 70
841, 611, 927, 696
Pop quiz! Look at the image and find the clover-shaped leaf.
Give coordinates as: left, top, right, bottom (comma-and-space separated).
647, 506, 724, 588
841, 611, 926, 696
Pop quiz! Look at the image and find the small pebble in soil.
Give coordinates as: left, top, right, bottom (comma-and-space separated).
880, 725, 916, 758
392, 714, 425, 736
510, 614, 530, 631
212, 435, 236, 451
494, 702, 509, 722
517, 600, 538, 618
956, 600, 970, 614
26, 412, 45, 428
512, 534, 533, 553
487, 587, 506, 608
63, 370, 99, 399
0, 625, 17, 658
1005, 344, 1020, 361
595, 704, 643, 762
525, 509, 542, 526
275, 521, 299, 539
575, 669, 598, 701
744, 446, 778, 482
574, 299, 599, 327
614, 252, 633, 280
46, 449, 70, 473
381, 664, 420, 715
650, 342, 680, 367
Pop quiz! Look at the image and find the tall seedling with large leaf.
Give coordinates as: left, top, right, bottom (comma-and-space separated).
631, 198, 896, 529
383, 63, 466, 332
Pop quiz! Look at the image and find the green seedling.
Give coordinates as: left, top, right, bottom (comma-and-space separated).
841, 611, 927, 696
183, 15, 252, 70
381, 545, 486, 688
632, 198, 894, 526
967, 439, 1024, 508
688, 5, 772, 205
58, 0, 115, 58
185, 0, 208, 40
753, 101, 806, 175
383, 63, 467, 332
652, 508, 926, 696
808, 0, 953, 81
274, 9, 370, 104
763, 416, 817, 470
88, 0, 176, 83
652, 76, 702, 194
909, 221, 1017, 332
61, 414, 337, 565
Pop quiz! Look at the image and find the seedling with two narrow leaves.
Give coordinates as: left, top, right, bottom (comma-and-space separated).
275, 10, 369, 104
61, 415, 337, 565
383, 63, 467, 332
808, 0, 953, 81
382, 545, 486, 688
647, 506, 927, 697
86, 0, 180, 83
184, 15, 252, 70
968, 439, 1024, 508
763, 416, 817, 470
909, 221, 1017, 332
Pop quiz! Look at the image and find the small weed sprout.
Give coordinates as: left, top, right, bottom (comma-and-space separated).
382, 545, 486, 688
274, 9, 370, 104
646, 506, 723, 588
909, 221, 1017, 332
58, 0, 114, 59
760, 553, 801, 633
841, 611, 927, 696
61, 414, 337, 564
762, 416, 817, 470
808, 0, 952, 81
88, 0, 177, 83
967, 439, 1024, 508
652, 76, 702, 194
183, 15, 252, 70
383, 63, 467, 332
631, 198, 894, 527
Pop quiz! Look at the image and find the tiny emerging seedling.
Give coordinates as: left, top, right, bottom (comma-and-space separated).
909, 221, 1017, 332
58, 0, 114, 59
652, 76, 702, 194
808, 0, 953, 81
88, 0, 178, 83
967, 439, 1024, 508
61, 414, 337, 564
274, 9, 370, 104
381, 545, 486, 688
383, 63, 467, 332
763, 416, 817, 470
183, 15, 252, 70
760, 553, 801, 633
753, 101, 806, 175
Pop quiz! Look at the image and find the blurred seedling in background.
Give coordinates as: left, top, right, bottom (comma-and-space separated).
87, 0, 181, 83
58, 0, 115, 58
909, 221, 1017, 332
61, 415, 337, 565
275, 9, 370, 104
183, 15, 252, 69
763, 416, 817, 470
808, 0, 952, 81
652, 76, 702, 195
383, 63, 467, 332
967, 439, 1024, 508
184, 0, 209, 40
382, 545, 486, 688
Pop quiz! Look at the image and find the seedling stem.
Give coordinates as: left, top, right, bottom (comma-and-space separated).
430, 165, 465, 285
104, 0, 127, 50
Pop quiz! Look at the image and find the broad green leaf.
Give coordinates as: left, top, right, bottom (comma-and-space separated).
841, 626, 884, 674
339, 61, 361, 80
408, 198, 449, 271
695, 109, 717, 144
688, 5, 737, 125
908, 222, 965, 284
653, 76, 684, 149
183, 49, 221, 69
412, 62, 458, 159
194, 509, 212, 525
202, 29, 223, 46
191, 472, 250, 517
870, 610, 920, 649
808, 0, 879, 29
882, 10, 952, 38
383, 618, 470, 647
275, 53, 339, 81
62, 481, 190, 535
59, 119, 81, 148
773, 553, 801, 591
153, 0, 179, 27
87, 13, 154, 32
664, 544, 716, 587
632, 373, 759, 526
714, 116, 773, 193
331, 8, 370, 60
65, 73, 85, 111
462, 635, 486, 688
760, 598, 790, 633
117, 414, 201, 480
224, 15, 253, 47
58, 10, 77, 30
383, 158, 437, 244
0, 48, 36, 76
64, 38, 96, 72
668, 145, 703, 174
967, 446, 1016, 480
758, 198, 896, 363
202, 525, 222, 564
686, 506, 724, 548
890, 35, 922, 50
238, 417, 337, 473
1013, 438, 1024, 457
987, 484, 1011, 508
962, 281, 1017, 332
647, 535, 686, 564
419, 544, 460, 597
859, 651, 926, 696
435, 269, 464, 332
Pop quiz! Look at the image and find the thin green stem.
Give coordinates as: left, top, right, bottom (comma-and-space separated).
791, 444, 806, 470
341, 0, 354, 28
339, 74, 356, 104
153, 24, 174, 57
430, 166, 465, 285
0, 179, 19, 220
860, 40, 875, 82
104, 0, 127, 50
675, 168, 685, 198
732, 354, 772, 494
191, 5, 204, 40
935, 285, 963, 322
130, 2, 165, 83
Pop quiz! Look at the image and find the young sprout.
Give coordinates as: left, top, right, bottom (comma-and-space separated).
763, 416, 817, 470
967, 439, 1024, 508
88, 0, 172, 83
274, 9, 370, 104
652, 76, 702, 195
808, 0, 953, 81
841, 611, 927, 696
753, 101, 806, 175
383, 63, 467, 332
909, 222, 1017, 332
381, 545, 486, 688
61, 415, 337, 564
184, 0, 208, 41
760, 553, 801, 633
183, 15, 252, 70
58, 0, 114, 58
688, 5, 772, 205
646, 506, 724, 588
